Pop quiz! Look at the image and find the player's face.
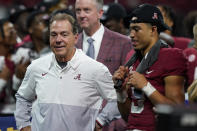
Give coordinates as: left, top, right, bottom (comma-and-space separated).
30, 14, 47, 41
50, 20, 77, 61
75, 0, 103, 32
3, 21, 17, 46
105, 19, 122, 34
129, 23, 153, 51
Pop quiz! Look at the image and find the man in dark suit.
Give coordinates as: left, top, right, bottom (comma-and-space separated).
76, 28, 131, 74
75, 0, 132, 130
75, 0, 131, 76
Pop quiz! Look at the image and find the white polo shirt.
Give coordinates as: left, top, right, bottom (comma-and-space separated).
15, 49, 117, 131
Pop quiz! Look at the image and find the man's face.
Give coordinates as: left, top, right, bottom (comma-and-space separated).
50, 20, 77, 60
3, 21, 17, 46
129, 22, 153, 51
17, 12, 29, 33
105, 19, 122, 33
75, 0, 103, 31
29, 13, 48, 40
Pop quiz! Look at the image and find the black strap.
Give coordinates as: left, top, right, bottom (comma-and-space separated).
114, 40, 168, 90
125, 39, 168, 73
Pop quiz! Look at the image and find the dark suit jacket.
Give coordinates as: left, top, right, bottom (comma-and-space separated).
76, 27, 132, 74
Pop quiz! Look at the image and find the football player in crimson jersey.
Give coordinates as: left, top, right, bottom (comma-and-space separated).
183, 24, 197, 87
113, 4, 187, 131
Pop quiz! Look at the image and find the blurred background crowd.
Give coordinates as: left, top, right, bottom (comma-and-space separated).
0, 0, 197, 37
0, 0, 197, 130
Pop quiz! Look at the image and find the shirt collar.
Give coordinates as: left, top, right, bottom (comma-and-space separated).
68, 49, 82, 70
49, 48, 82, 70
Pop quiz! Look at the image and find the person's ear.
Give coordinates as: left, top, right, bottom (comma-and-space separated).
152, 25, 157, 33
74, 33, 79, 45
149, 25, 158, 37
98, 9, 104, 20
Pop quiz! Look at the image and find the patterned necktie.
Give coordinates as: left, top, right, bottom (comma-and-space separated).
86, 38, 95, 59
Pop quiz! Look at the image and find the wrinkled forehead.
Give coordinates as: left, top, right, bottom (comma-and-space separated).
75, 0, 96, 6
50, 20, 72, 32
75, 0, 101, 10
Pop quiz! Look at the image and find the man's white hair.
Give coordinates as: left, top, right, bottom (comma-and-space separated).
93, 0, 103, 10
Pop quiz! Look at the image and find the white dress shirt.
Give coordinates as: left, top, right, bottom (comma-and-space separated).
82, 24, 104, 60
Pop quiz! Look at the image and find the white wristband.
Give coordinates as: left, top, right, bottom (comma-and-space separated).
142, 82, 156, 97
116, 90, 128, 103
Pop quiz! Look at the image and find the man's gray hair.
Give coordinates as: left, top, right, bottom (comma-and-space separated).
50, 13, 78, 34
94, 0, 103, 10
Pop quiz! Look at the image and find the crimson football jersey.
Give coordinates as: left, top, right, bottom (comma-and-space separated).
183, 47, 197, 87
125, 48, 187, 131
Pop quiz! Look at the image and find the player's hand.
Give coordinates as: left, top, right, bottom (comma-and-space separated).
127, 71, 148, 89
94, 122, 102, 131
0, 65, 11, 80
113, 66, 129, 91
15, 58, 30, 79
113, 66, 129, 84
